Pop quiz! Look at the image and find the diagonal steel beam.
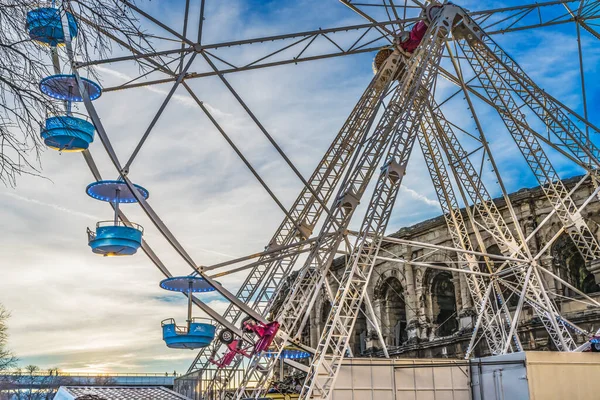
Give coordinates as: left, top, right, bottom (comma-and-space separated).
123, 52, 197, 172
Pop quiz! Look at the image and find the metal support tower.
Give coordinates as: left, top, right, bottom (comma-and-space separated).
194, 55, 401, 395
230, 46, 414, 397
234, 8, 452, 399
473, 35, 600, 169
298, 10, 459, 398
456, 33, 600, 263
417, 106, 511, 356
428, 101, 578, 353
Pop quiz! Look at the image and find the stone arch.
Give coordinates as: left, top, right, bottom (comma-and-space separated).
483, 244, 520, 308
374, 272, 407, 346
522, 214, 538, 253
424, 269, 458, 337
432, 272, 458, 336
551, 233, 599, 295
540, 221, 563, 251
353, 303, 368, 355
320, 298, 332, 325
373, 267, 405, 300
421, 251, 465, 312
585, 211, 600, 239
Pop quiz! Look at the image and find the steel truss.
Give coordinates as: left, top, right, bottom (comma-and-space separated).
232, 39, 431, 398
457, 35, 600, 262
73, 1, 600, 93
298, 22, 445, 396
48, 0, 600, 399
418, 105, 510, 356
427, 99, 578, 354
188, 49, 401, 394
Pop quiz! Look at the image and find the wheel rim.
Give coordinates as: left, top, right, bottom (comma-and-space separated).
222, 330, 232, 342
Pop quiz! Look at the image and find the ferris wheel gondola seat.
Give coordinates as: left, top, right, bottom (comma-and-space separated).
88, 222, 143, 256
41, 115, 94, 151
242, 320, 280, 353
26, 7, 78, 46
399, 20, 429, 54
162, 318, 216, 349
40, 74, 102, 102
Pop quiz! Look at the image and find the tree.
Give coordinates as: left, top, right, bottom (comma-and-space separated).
0, 304, 16, 372
6, 366, 76, 400
0, 306, 77, 399
0, 304, 17, 399
0, 0, 149, 186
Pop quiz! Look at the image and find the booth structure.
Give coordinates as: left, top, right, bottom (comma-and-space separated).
470, 352, 600, 400
175, 352, 600, 400
330, 352, 600, 400
54, 386, 188, 400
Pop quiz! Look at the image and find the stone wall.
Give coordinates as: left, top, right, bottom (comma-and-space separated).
308, 175, 600, 358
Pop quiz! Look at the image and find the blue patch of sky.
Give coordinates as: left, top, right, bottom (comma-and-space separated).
153, 295, 186, 304
105, 0, 599, 227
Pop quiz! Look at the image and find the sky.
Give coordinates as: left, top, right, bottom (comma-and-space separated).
0, 0, 599, 373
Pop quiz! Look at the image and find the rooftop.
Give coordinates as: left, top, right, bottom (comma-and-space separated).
54, 386, 189, 400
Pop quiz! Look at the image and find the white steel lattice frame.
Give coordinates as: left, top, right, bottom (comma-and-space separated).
192, 57, 402, 395
298, 22, 447, 397
42, 0, 600, 399
233, 16, 450, 399
417, 105, 511, 356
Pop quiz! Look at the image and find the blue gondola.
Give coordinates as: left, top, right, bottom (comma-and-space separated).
38, 74, 100, 152
265, 346, 311, 360
88, 221, 144, 256
26, 7, 78, 46
41, 115, 94, 151
159, 276, 217, 349
86, 180, 149, 256
162, 318, 216, 349
40, 74, 102, 102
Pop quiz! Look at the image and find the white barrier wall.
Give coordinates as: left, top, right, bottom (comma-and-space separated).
525, 352, 600, 400
333, 358, 470, 400
334, 352, 600, 400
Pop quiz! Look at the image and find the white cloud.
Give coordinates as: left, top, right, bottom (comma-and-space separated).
401, 186, 440, 207
94, 65, 232, 119
0, 191, 101, 221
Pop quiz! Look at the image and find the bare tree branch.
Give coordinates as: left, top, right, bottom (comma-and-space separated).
0, 1, 151, 186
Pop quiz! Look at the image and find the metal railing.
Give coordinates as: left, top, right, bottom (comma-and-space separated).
2, 371, 176, 377
161, 317, 216, 334
44, 110, 92, 122
174, 368, 249, 400
96, 220, 144, 232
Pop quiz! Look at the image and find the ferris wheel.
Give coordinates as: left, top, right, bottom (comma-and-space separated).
23, 0, 600, 399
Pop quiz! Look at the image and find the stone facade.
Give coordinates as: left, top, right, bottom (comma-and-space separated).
307, 175, 600, 358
